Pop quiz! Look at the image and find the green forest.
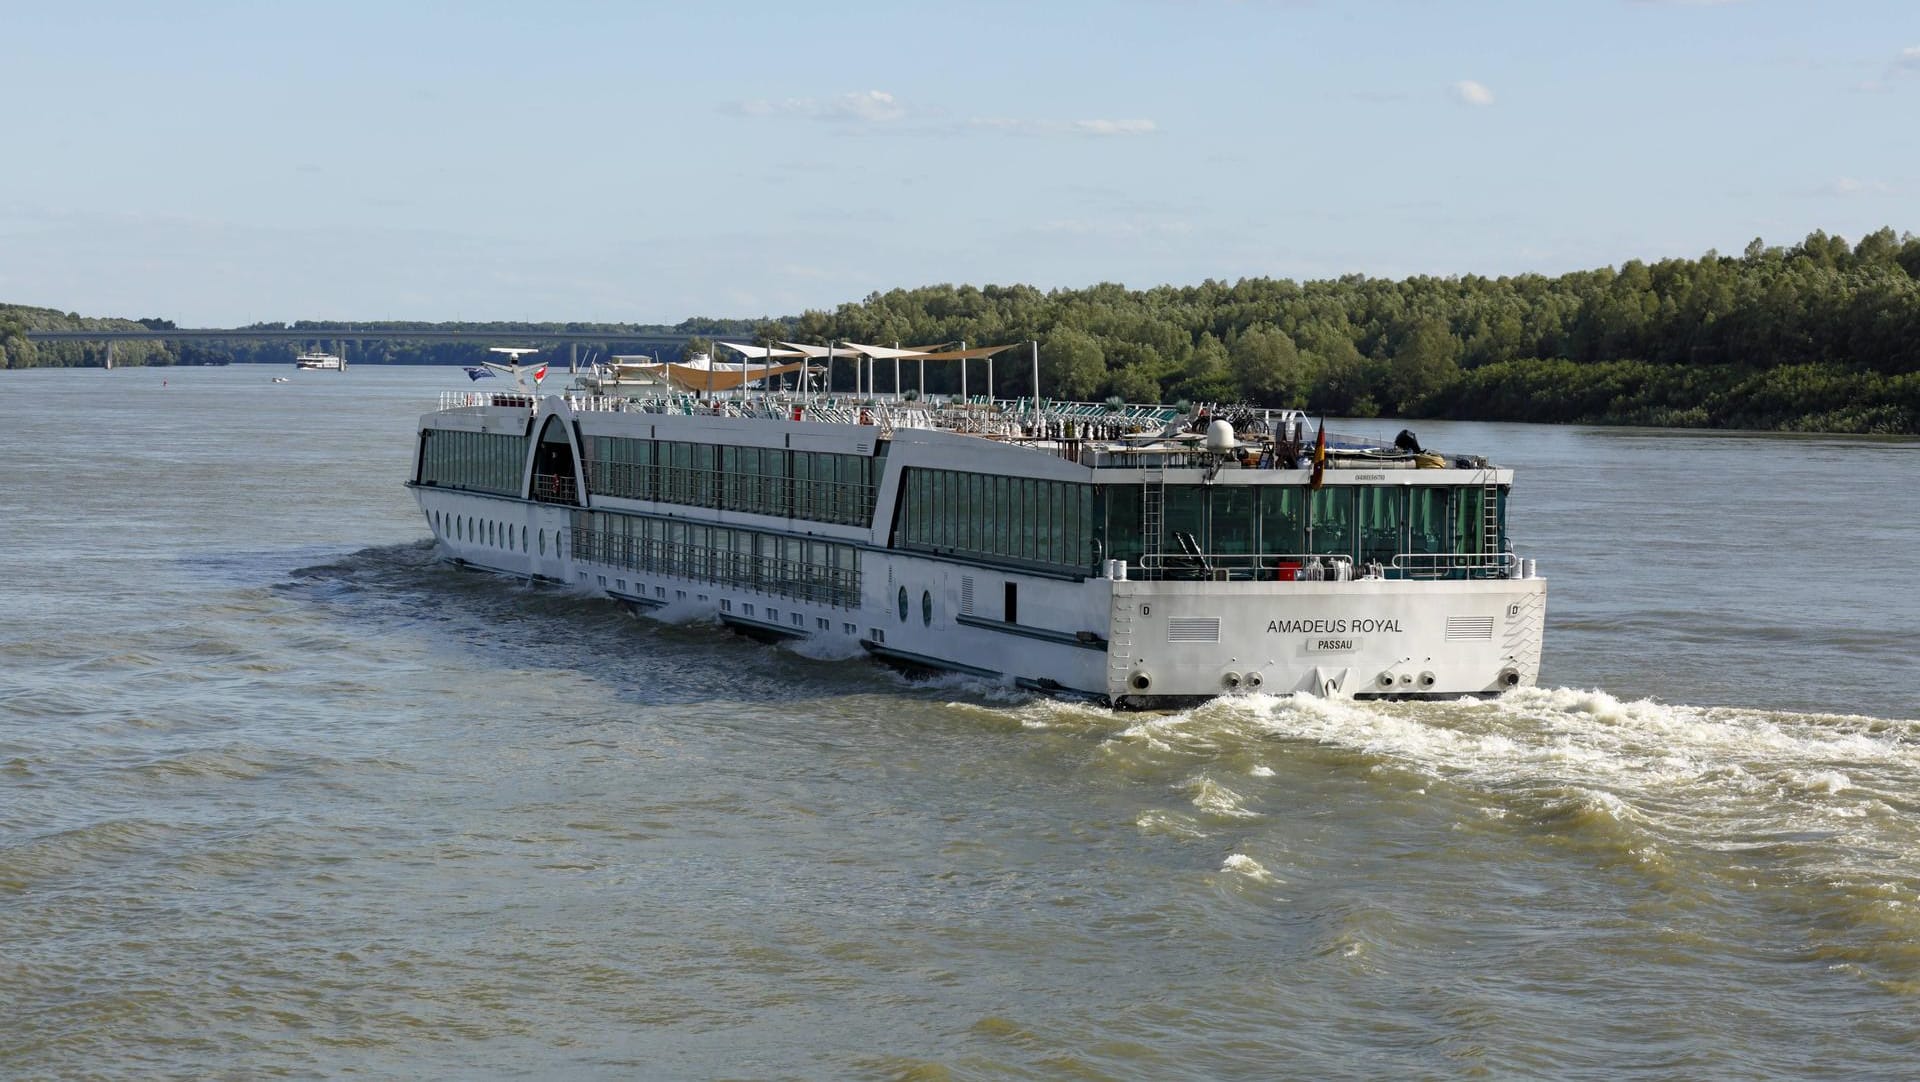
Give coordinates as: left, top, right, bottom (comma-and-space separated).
5, 228, 1917, 433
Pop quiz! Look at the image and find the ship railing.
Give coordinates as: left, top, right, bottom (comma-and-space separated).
1125, 550, 1514, 582
531, 472, 578, 504
1388, 552, 1518, 580
1131, 551, 1355, 582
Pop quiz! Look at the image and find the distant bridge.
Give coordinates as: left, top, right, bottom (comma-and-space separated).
23, 327, 697, 347
22, 326, 701, 366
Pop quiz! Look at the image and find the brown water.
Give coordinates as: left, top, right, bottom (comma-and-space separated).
3, 365, 1917, 1079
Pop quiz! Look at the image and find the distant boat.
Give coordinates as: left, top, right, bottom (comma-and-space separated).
295, 352, 343, 371
271, 376, 291, 383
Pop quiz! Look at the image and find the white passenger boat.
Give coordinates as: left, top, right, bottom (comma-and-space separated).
407, 341, 1544, 705
294, 351, 344, 370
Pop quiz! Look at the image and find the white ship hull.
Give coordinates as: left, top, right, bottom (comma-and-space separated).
409, 392, 1545, 706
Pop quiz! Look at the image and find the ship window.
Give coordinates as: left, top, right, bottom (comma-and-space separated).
722, 599, 732, 612
791, 612, 804, 628
1453, 485, 1489, 555
897, 585, 909, 622
1163, 485, 1207, 556
1309, 487, 1354, 559
817, 617, 830, 631
844, 622, 857, 635
539, 529, 546, 555
922, 590, 933, 627
1105, 485, 1143, 564
1408, 489, 1447, 555
1357, 487, 1404, 567
1210, 486, 1256, 556
521, 525, 528, 552
1259, 487, 1303, 557
744, 604, 754, 616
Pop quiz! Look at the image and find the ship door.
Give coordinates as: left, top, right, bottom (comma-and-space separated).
1004, 582, 1018, 624
531, 416, 580, 504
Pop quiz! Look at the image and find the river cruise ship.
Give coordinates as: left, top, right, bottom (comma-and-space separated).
407, 343, 1544, 706
295, 351, 344, 370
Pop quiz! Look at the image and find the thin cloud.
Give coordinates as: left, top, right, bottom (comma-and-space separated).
1032, 218, 1192, 239
967, 117, 1158, 137
1814, 177, 1896, 197
1898, 46, 1920, 71
723, 90, 907, 125
1451, 80, 1495, 106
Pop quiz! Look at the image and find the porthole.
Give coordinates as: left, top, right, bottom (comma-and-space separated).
521, 525, 528, 552
538, 529, 546, 555
921, 590, 933, 627
897, 586, 909, 622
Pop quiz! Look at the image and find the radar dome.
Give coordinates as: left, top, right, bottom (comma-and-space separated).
1204, 419, 1236, 453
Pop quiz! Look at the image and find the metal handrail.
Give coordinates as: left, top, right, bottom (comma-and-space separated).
570, 527, 861, 609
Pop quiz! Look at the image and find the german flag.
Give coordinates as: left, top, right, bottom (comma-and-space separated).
1309, 419, 1327, 490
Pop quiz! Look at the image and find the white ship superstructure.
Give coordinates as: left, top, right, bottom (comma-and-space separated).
407, 343, 1545, 705
295, 352, 343, 370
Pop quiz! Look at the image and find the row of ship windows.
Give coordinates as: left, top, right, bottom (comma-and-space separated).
896, 468, 1095, 574
582, 438, 880, 526
431, 510, 564, 558
1106, 484, 1505, 566
418, 430, 526, 497
578, 573, 891, 643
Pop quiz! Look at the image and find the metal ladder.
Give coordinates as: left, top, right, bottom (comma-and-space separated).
1480, 473, 1502, 568
1141, 464, 1166, 571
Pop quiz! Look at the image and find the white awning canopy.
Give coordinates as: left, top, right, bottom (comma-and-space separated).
778, 341, 840, 358
716, 341, 804, 360
834, 341, 935, 359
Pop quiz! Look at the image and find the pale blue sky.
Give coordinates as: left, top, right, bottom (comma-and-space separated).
2, 0, 1915, 326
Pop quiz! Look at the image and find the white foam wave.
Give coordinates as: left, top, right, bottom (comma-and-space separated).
1223, 853, 1276, 882
780, 635, 866, 662
1109, 687, 1920, 889
641, 598, 722, 626
1186, 775, 1259, 819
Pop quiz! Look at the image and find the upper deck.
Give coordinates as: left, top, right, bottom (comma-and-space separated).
431, 388, 1496, 477
422, 386, 1523, 584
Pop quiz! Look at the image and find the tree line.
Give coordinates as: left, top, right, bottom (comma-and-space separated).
5, 227, 1917, 433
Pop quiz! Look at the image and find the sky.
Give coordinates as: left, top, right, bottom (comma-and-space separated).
1, 0, 1916, 327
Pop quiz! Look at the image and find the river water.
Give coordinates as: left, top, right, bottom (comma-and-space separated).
3, 364, 1917, 1079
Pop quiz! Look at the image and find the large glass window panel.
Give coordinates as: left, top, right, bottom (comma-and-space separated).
1309, 487, 1354, 558
1407, 488, 1448, 555
1164, 486, 1207, 555
1104, 485, 1143, 564
1357, 486, 1404, 566
1210, 487, 1256, 555
1453, 486, 1485, 554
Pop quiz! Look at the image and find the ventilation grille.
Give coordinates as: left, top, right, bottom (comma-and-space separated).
960, 575, 975, 616
1167, 617, 1221, 643
1446, 615, 1495, 641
